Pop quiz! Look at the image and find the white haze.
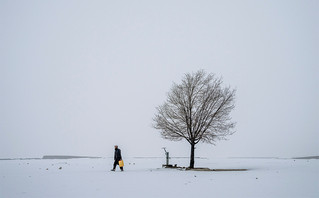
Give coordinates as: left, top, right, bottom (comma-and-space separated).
0, 0, 318, 159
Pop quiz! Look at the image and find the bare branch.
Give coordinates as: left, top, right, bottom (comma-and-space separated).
153, 70, 236, 167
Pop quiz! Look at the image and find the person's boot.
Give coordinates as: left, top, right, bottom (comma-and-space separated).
120, 167, 123, 171
111, 169, 115, 171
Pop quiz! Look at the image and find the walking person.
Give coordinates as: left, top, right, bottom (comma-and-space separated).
111, 145, 123, 171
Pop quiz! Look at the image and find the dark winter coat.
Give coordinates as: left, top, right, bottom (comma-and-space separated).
114, 148, 122, 161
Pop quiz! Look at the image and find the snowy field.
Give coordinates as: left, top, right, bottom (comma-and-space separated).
0, 157, 318, 198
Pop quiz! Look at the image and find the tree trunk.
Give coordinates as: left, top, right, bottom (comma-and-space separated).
189, 143, 195, 168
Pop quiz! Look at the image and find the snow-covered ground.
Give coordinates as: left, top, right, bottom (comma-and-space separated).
0, 157, 318, 198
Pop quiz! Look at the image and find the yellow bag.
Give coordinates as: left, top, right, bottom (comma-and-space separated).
119, 160, 124, 167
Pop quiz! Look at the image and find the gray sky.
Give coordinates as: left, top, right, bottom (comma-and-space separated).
1, 0, 318, 159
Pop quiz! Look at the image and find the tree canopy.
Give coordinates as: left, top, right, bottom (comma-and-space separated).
153, 70, 236, 168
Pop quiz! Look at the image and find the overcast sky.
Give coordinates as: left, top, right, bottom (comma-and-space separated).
1, 0, 318, 159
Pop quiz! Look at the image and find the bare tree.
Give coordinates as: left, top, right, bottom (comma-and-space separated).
153, 70, 236, 168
